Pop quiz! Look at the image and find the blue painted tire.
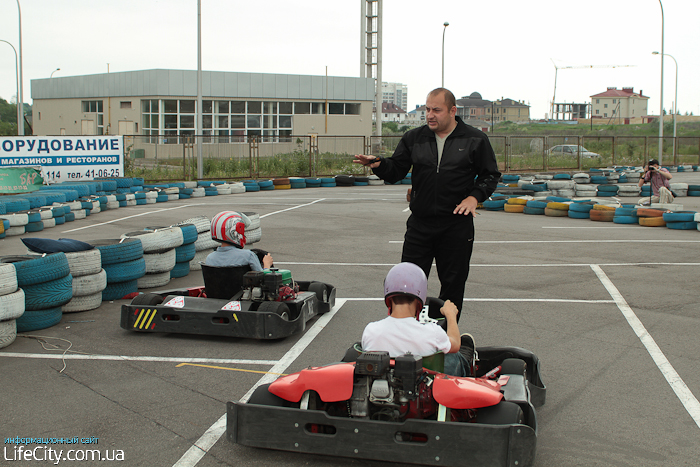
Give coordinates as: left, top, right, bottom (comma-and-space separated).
103, 257, 146, 283
91, 238, 143, 265
170, 261, 191, 279
613, 215, 638, 224
666, 221, 698, 230
615, 208, 638, 217
1, 253, 70, 287
569, 203, 594, 213
523, 206, 545, 215
23, 274, 74, 311
175, 243, 197, 262
102, 279, 139, 301
525, 200, 548, 209
662, 211, 696, 222
16, 306, 63, 332
568, 210, 590, 219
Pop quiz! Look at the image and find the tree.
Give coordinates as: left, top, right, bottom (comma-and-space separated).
0, 97, 19, 136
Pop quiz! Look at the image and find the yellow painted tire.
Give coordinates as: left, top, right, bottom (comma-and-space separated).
274, 184, 292, 190
507, 198, 528, 205
504, 204, 525, 213
546, 202, 570, 211
592, 204, 616, 212
639, 216, 666, 227
590, 209, 615, 222
544, 207, 568, 217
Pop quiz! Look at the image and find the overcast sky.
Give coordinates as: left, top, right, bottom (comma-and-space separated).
1, 0, 698, 120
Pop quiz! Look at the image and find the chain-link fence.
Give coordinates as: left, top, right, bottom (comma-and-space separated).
123, 134, 700, 182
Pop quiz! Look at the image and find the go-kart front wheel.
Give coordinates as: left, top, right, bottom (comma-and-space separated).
247, 383, 295, 407
307, 282, 327, 302
130, 293, 164, 306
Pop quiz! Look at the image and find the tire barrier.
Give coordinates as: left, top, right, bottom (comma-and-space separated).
0, 254, 71, 332
91, 238, 145, 301
0, 262, 22, 349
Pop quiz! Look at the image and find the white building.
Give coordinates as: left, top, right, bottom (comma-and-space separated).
381, 82, 408, 113
590, 87, 648, 122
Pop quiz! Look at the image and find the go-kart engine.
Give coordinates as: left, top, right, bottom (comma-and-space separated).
351, 352, 431, 421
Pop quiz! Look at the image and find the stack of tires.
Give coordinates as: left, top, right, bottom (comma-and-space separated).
613, 207, 639, 225
568, 201, 595, 219
617, 185, 641, 198
61, 249, 107, 313
243, 180, 260, 192
170, 223, 198, 279
289, 177, 306, 189
230, 181, 246, 194
0, 263, 23, 348
258, 180, 274, 191
523, 199, 547, 215
242, 212, 262, 244
92, 238, 146, 301
305, 178, 322, 188
335, 175, 354, 187
368, 175, 383, 186
273, 178, 291, 190
637, 208, 666, 227
589, 205, 616, 222
121, 227, 184, 289
180, 216, 218, 272
662, 211, 698, 231
2, 253, 72, 332
596, 185, 619, 197
320, 177, 336, 188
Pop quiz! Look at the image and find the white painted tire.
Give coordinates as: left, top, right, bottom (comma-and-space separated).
547, 180, 576, 190
0, 263, 18, 295
194, 231, 220, 252
189, 249, 212, 271
191, 188, 205, 198
145, 191, 158, 199
180, 216, 210, 233
167, 194, 179, 201
230, 183, 246, 194
241, 212, 261, 230
38, 209, 54, 220
72, 269, 107, 296
73, 209, 87, 220
164, 187, 179, 195
184, 181, 198, 188
6, 226, 26, 236
246, 227, 262, 244
143, 248, 176, 274
106, 200, 120, 209
0, 289, 25, 321
0, 319, 17, 349
62, 292, 103, 313
66, 249, 102, 277
5, 213, 29, 227
137, 271, 171, 289
121, 227, 184, 253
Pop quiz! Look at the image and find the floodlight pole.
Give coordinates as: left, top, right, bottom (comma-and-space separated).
196, 0, 203, 179
16, 0, 24, 135
657, 0, 664, 164
442, 22, 449, 87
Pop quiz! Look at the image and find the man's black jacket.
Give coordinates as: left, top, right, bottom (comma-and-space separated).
373, 116, 501, 218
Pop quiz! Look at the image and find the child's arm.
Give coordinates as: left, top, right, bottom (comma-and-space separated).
440, 300, 461, 353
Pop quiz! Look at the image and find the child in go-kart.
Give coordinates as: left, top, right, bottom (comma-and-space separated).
361, 262, 475, 377
206, 211, 273, 271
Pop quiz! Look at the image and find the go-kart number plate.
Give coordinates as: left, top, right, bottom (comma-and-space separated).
163, 296, 185, 308
222, 301, 242, 311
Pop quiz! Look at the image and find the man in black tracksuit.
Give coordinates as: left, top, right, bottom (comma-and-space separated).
354, 88, 500, 320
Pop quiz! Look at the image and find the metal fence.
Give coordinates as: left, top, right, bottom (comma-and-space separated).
123, 134, 700, 182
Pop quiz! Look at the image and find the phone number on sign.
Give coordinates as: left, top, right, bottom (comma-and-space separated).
44, 169, 121, 182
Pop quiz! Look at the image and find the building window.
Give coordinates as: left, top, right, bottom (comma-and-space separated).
596, 110, 599, 115
120, 101, 132, 109
81, 100, 104, 134
612, 99, 616, 104
604, 104, 608, 108
596, 99, 600, 104
604, 113, 607, 117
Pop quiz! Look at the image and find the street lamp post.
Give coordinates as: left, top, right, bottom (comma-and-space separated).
442, 22, 449, 87
16, 0, 24, 135
0, 39, 20, 135
657, 0, 664, 164
653, 51, 678, 161
50, 68, 60, 78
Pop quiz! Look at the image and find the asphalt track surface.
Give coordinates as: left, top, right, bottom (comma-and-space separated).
2, 175, 700, 467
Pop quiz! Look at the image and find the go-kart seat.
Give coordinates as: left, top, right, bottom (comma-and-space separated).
341, 343, 445, 372
201, 264, 251, 299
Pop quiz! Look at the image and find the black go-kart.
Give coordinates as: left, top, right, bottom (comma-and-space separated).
120, 265, 336, 339
227, 298, 545, 466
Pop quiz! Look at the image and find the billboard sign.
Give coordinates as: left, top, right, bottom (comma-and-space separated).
0, 136, 124, 184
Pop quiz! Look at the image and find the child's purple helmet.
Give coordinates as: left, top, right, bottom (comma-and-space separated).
384, 262, 427, 310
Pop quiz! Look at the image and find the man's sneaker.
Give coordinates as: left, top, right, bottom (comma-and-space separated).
459, 333, 476, 375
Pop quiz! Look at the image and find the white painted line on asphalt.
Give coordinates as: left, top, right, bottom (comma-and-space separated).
391, 239, 700, 244
171, 299, 347, 467
62, 204, 202, 233
0, 353, 278, 366
259, 198, 326, 218
276, 261, 700, 268
591, 265, 700, 430
341, 297, 615, 304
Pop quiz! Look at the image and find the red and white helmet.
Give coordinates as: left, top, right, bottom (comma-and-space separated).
210, 211, 247, 248
384, 262, 427, 313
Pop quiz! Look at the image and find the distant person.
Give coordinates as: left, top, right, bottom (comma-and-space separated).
206, 211, 273, 270
638, 159, 673, 204
354, 88, 501, 320
361, 262, 476, 376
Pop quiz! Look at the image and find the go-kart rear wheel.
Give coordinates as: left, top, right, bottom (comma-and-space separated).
130, 293, 164, 306
247, 383, 295, 408
475, 401, 524, 425
308, 282, 327, 302
500, 358, 527, 376
258, 301, 290, 321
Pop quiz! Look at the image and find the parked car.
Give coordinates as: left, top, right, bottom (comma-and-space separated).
546, 144, 599, 158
